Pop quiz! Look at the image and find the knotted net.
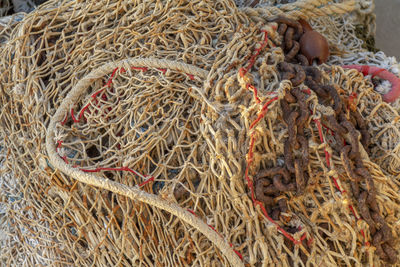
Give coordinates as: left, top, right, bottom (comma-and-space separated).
1, 0, 400, 266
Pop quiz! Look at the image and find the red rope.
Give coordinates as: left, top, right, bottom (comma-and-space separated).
238, 30, 269, 104
186, 73, 195, 80
157, 68, 167, 74
61, 114, 68, 125
79, 102, 91, 121
314, 119, 331, 168
131, 66, 148, 72
249, 97, 279, 129
244, 30, 269, 74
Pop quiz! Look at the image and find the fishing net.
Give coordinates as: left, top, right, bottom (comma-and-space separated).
1, 0, 400, 266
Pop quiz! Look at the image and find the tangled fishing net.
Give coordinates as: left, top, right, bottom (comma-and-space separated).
1, 0, 400, 266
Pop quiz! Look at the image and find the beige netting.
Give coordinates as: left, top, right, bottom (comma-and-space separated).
1, 0, 400, 266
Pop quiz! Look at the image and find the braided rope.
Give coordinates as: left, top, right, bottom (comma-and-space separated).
241, 0, 357, 21
45, 57, 243, 267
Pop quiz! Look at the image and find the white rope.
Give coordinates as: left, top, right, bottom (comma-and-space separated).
241, 0, 357, 20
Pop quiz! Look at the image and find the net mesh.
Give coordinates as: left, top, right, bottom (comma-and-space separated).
1, 0, 400, 266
